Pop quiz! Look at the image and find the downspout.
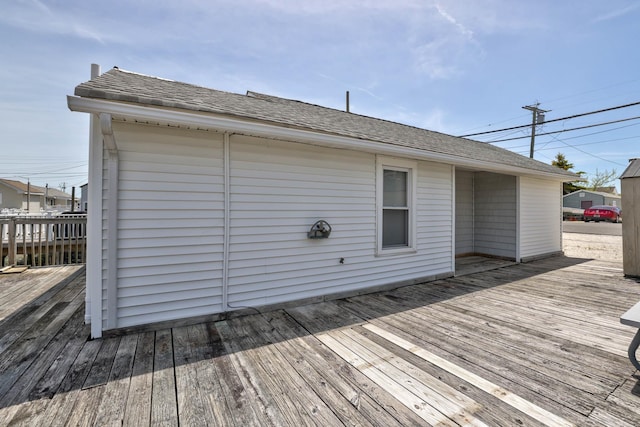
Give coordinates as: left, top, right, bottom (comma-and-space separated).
100, 113, 119, 329
451, 166, 456, 273
515, 176, 521, 262
86, 64, 102, 337
222, 132, 231, 311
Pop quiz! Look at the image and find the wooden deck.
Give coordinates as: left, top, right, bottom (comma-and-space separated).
1, 257, 640, 426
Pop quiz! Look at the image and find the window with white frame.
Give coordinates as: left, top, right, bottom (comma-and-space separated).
377, 157, 417, 254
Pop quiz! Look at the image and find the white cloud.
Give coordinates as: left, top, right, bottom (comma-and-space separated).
0, 0, 110, 43
592, 4, 640, 23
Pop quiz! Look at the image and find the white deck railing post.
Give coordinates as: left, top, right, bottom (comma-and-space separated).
8, 218, 16, 266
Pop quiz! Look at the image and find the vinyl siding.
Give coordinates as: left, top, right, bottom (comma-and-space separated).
227, 135, 453, 308
100, 125, 456, 330
563, 191, 604, 209
455, 170, 474, 255
473, 172, 517, 259
520, 177, 562, 259
106, 122, 225, 328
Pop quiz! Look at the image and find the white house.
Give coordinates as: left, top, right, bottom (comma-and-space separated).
68, 65, 577, 338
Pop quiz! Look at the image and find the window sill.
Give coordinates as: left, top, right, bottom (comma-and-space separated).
376, 247, 417, 257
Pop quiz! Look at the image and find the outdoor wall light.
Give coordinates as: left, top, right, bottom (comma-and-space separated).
308, 220, 332, 239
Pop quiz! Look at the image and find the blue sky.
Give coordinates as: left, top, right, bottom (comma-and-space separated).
2, 0, 639, 192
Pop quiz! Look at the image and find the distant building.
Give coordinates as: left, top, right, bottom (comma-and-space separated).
80, 183, 88, 212
621, 158, 640, 277
563, 189, 621, 210
0, 179, 45, 212
0, 179, 73, 213
594, 186, 618, 195
44, 186, 73, 210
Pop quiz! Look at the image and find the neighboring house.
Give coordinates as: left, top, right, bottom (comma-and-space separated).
44, 186, 73, 210
80, 183, 88, 212
68, 66, 577, 338
595, 186, 618, 194
563, 189, 621, 210
620, 158, 640, 277
0, 179, 45, 212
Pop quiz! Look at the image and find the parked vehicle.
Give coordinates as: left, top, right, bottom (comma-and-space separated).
583, 205, 622, 223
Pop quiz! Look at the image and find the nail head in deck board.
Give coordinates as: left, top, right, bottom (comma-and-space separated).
151, 329, 178, 427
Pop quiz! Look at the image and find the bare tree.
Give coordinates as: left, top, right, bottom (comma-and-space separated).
588, 168, 617, 190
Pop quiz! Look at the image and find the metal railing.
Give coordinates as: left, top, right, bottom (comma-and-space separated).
1, 214, 87, 268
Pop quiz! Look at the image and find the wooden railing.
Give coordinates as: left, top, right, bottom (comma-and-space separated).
1, 214, 87, 268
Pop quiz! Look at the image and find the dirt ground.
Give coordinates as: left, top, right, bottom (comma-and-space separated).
563, 232, 623, 262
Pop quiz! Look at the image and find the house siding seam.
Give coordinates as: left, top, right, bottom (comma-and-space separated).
520, 177, 562, 258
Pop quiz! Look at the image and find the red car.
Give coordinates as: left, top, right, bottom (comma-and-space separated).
583, 205, 622, 223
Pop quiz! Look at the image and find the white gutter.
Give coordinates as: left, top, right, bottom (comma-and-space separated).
67, 96, 573, 182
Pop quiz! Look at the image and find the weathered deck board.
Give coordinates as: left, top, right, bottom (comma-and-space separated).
1, 257, 640, 426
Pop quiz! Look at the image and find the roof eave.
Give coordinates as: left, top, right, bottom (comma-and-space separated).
68, 96, 574, 182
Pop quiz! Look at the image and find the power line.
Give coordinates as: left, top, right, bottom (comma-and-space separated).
542, 133, 627, 167
458, 100, 640, 137
485, 115, 640, 143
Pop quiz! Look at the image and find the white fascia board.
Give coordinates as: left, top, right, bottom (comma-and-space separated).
68, 95, 572, 181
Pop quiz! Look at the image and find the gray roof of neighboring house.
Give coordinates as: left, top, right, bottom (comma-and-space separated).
621, 158, 640, 179
43, 187, 73, 200
74, 67, 577, 179
563, 189, 621, 199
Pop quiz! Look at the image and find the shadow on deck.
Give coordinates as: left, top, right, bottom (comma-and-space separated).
1, 256, 640, 426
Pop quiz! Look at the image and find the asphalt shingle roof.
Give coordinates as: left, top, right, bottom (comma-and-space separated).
621, 158, 640, 179
0, 179, 44, 195
74, 67, 576, 178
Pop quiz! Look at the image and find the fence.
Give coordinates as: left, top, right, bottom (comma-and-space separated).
1, 214, 87, 268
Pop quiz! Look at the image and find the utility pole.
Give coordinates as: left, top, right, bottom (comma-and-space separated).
522, 103, 549, 159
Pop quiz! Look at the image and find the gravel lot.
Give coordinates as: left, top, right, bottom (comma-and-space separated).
563, 232, 623, 262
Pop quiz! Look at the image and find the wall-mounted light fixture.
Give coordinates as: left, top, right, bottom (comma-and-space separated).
308, 220, 331, 239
